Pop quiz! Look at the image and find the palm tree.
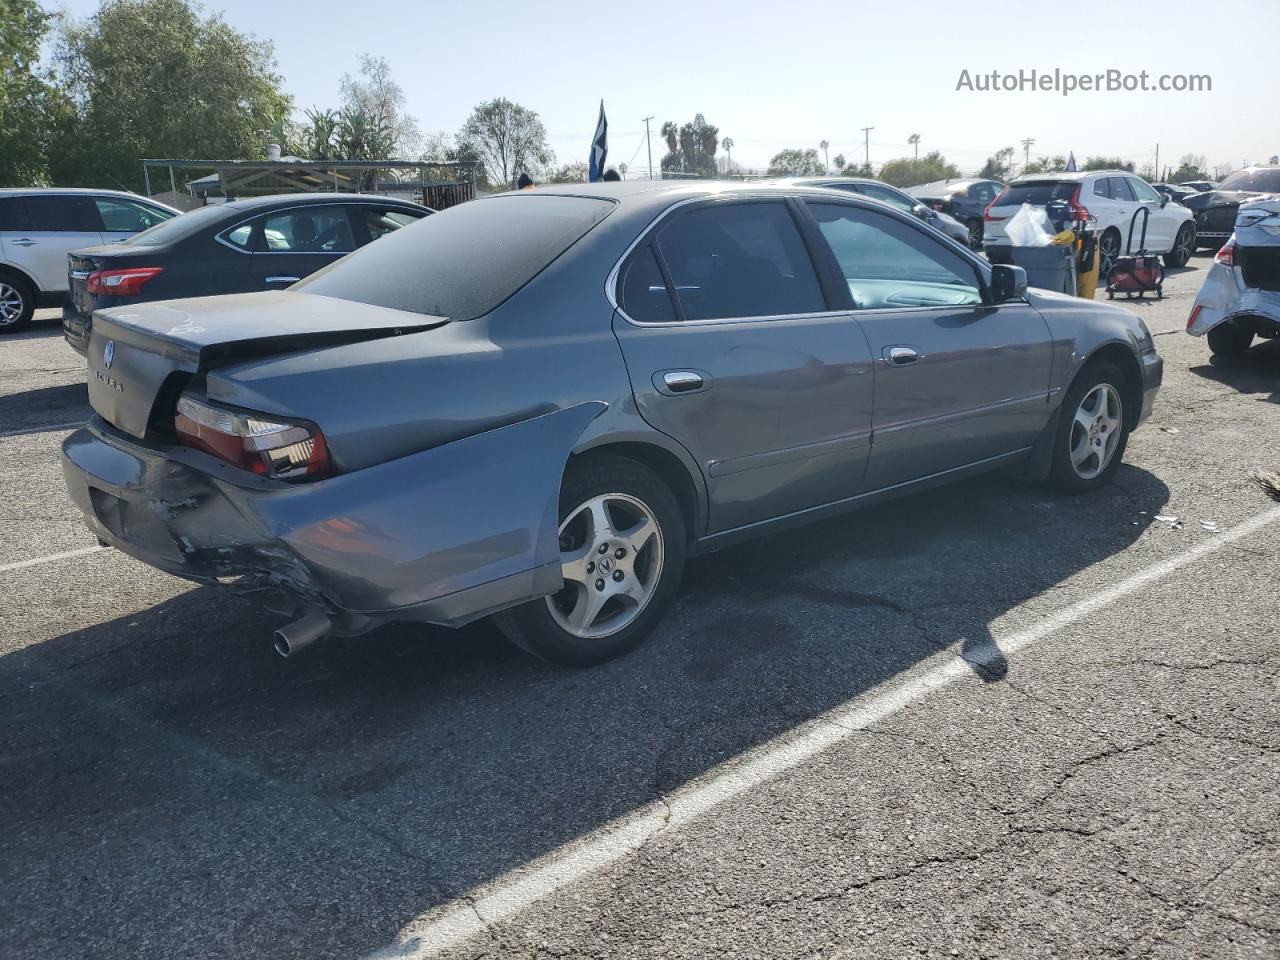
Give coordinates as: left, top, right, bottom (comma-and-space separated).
722, 137, 734, 171
660, 121, 678, 155
820, 139, 830, 173
833, 153, 846, 172
908, 133, 921, 159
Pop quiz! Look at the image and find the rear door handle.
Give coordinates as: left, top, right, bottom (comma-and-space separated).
11, 238, 36, 247
884, 346, 921, 366
264, 276, 300, 284
656, 370, 708, 395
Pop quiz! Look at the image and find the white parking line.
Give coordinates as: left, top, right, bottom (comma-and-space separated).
367, 506, 1280, 960
0, 420, 83, 440
0, 545, 107, 574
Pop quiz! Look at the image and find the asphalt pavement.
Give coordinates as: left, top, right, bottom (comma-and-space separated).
1, 257, 1277, 959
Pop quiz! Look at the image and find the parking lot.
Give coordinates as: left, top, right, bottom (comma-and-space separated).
2, 254, 1278, 958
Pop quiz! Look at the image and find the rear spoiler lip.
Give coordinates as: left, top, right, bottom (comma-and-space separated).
90, 306, 449, 372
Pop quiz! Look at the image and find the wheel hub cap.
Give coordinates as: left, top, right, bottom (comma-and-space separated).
547, 492, 664, 640
1069, 383, 1123, 480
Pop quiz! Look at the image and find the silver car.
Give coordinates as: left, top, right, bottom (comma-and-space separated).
0, 188, 179, 331
62, 181, 1162, 667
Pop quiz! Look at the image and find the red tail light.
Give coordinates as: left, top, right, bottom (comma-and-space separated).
1067, 185, 1092, 222
931, 202, 945, 211
1187, 304, 1203, 332
174, 394, 330, 481
86, 267, 164, 296
1215, 241, 1235, 266
983, 189, 1009, 222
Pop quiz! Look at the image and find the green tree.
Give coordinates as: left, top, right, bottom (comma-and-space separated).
547, 161, 588, 183
1023, 155, 1067, 175
50, 0, 290, 191
840, 160, 874, 177
768, 147, 824, 177
978, 147, 1014, 181
457, 97, 553, 188
1082, 156, 1134, 172
658, 114, 720, 177
338, 54, 419, 158
877, 150, 961, 187
0, 0, 68, 184
1167, 153, 1209, 183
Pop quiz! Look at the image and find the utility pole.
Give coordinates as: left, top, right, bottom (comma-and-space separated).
1021, 137, 1036, 175
1154, 143, 1159, 181
861, 126, 874, 169
642, 116, 654, 180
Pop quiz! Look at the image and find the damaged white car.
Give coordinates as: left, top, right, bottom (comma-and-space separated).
1187, 199, 1280, 357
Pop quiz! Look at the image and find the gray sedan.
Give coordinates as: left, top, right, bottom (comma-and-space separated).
62, 181, 1162, 666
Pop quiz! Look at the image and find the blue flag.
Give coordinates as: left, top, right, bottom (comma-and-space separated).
588, 101, 608, 182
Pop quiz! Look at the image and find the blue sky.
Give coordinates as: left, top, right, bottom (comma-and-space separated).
47, 0, 1279, 177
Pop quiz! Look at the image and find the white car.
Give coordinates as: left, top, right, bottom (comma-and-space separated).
983, 171, 1197, 275
1186, 199, 1280, 357
0, 188, 178, 332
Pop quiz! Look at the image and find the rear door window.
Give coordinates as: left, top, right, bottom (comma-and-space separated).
258, 207, 356, 253
25, 195, 103, 232
95, 198, 174, 233
0, 197, 33, 231
1108, 177, 1136, 202
619, 245, 677, 323
654, 201, 826, 321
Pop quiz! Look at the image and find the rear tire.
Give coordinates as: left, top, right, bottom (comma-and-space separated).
493, 455, 687, 667
966, 219, 983, 249
1099, 229, 1122, 279
0, 272, 35, 333
1207, 320, 1254, 358
1049, 360, 1130, 494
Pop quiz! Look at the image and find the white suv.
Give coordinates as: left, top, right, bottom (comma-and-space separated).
0, 188, 178, 332
983, 171, 1197, 275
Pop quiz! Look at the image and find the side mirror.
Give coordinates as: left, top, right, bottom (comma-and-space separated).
1159, 195, 1169, 207
990, 264, 1027, 302
912, 203, 934, 220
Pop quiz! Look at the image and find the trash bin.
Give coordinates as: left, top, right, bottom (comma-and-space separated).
985, 243, 1076, 296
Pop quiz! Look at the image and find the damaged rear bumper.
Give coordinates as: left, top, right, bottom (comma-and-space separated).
61, 404, 604, 633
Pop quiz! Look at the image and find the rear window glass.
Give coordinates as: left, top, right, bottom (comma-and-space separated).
295, 195, 614, 319
124, 203, 234, 246
1220, 169, 1280, 193
995, 181, 1077, 206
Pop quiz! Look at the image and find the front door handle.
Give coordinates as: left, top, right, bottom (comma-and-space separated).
884, 346, 921, 366
656, 370, 708, 395
264, 275, 301, 284
11, 238, 36, 247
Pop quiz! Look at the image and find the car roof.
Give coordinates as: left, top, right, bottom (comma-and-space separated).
202, 192, 430, 212
908, 178, 999, 193
1008, 170, 1139, 184
0, 186, 175, 203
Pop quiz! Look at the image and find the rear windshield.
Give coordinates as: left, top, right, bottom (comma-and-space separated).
122, 203, 234, 246
995, 181, 1077, 206
1219, 169, 1280, 194
295, 194, 614, 319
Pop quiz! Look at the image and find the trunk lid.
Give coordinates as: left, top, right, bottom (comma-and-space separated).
86, 291, 447, 439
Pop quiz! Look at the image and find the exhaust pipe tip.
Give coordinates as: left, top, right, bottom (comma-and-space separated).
273, 611, 332, 657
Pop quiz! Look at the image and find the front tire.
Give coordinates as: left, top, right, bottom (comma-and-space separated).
0, 272, 35, 332
1099, 229, 1122, 279
1163, 224, 1195, 268
1207, 320, 1254, 358
493, 455, 687, 666
1049, 361, 1130, 494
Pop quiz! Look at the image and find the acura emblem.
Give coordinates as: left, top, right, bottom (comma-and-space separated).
103, 340, 115, 369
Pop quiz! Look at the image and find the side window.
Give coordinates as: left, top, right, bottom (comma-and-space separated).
655, 202, 826, 321
1093, 178, 1112, 199
806, 201, 983, 310
25, 195, 102, 232
222, 223, 253, 249
619, 245, 676, 323
1109, 177, 1136, 202
1129, 178, 1161, 203
0, 197, 33, 231
857, 182, 917, 214
360, 207, 424, 244
258, 207, 356, 253
969, 184, 993, 205
95, 198, 173, 232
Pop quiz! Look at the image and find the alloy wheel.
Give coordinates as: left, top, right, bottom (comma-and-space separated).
1100, 233, 1120, 277
0, 282, 24, 327
1069, 383, 1123, 480
547, 492, 665, 640
1172, 227, 1193, 265
967, 220, 983, 249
